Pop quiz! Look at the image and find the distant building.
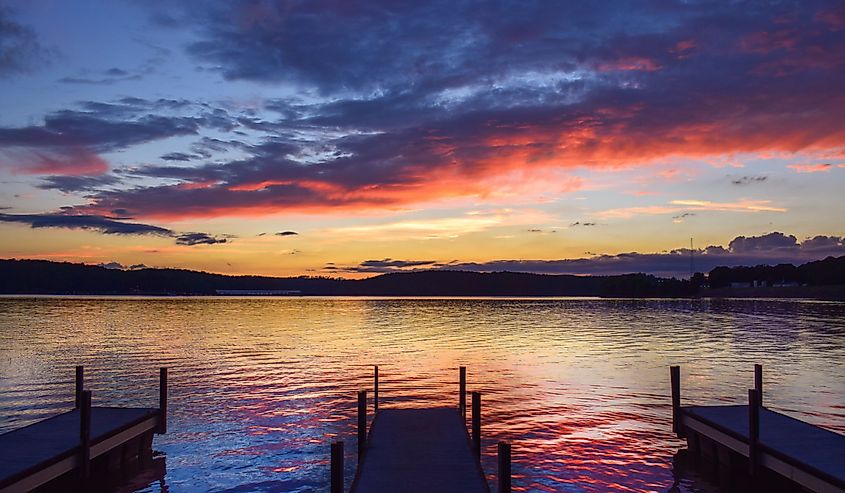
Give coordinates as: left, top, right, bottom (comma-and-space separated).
215, 289, 302, 295
730, 282, 752, 288
773, 281, 800, 288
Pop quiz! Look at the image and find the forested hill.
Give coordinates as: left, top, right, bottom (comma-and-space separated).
0, 259, 695, 297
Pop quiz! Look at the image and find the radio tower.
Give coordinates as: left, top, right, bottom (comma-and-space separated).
690, 237, 694, 279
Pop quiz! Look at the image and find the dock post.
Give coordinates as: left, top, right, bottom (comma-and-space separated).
159, 367, 168, 434
498, 441, 512, 493
748, 389, 760, 478
358, 390, 367, 460
754, 364, 763, 408
459, 366, 467, 417
670, 366, 683, 437
472, 391, 481, 460
331, 441, 344, 493
374, 365, 379, 414
79, 390, 92, 480
75, 365, 84, 408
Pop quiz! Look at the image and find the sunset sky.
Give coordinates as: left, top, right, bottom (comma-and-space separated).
1, 0, 844, 278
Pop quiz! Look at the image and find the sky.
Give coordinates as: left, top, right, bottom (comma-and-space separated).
0, 0, 844, 278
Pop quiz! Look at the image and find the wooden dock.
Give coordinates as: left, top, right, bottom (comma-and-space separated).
671, 365, 845, 493
332, 366, 509, 493
351, 408, 489, 492
0, 367, 167, 493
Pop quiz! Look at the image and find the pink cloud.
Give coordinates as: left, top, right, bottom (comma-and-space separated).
596, 56, 661, 72
2, 148, 109, 176
786, 163, 833, 173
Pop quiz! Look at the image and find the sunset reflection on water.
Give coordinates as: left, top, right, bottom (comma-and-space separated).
0, 297, 843, 492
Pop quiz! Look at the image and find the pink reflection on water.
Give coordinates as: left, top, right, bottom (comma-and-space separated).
0, 297, 842, 492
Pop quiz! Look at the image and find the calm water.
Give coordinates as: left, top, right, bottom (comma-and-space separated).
0, 297, 843, 492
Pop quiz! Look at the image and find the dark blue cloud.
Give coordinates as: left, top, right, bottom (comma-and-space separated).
37, 174, 121, 193
0, 212, 228, 246
0, 212, 171, 235
175, 232, 227, 245
330, 258, 440, 273
0, 7, 50, 77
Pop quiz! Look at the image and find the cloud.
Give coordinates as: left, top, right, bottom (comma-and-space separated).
0, 212, 172, 235
322, 232, 845, 278
328, 258, 440, 273
596, 199, 786, 219
786, 163, 833, 173
0, 98, 236, 177
728, 232, 798, 253
275, 231, 298, 236
0, 107, 201, 154
175, 232, 227, 245
160, 152, 197, 162
669, 200, 785, 212
97, 261, 126, 270
0, 7, 50, 77
4, 2, 845, 219
0, 0, 824, 218
442, 232, 845, 277
37, 174, 121, 193
731, 175, 768, 185
672, 212, 695, 223
1, 146, 110, 176
95, 261, 148, 270
58, 68, 143, 85
0, 212, 228, 246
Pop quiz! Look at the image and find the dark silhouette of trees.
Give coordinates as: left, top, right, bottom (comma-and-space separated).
707, 256, 845, 288
3, 256, 842, 297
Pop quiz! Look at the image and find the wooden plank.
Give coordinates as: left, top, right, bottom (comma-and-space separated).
351, 408, 489, 493
0, 407, 159, 490
682, 405, 845, 491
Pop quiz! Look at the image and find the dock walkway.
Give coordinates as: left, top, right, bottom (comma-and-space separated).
351, 408, 488, 493
331, 366, 508, 493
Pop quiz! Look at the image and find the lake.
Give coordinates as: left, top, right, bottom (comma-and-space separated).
0, 297, 843, 492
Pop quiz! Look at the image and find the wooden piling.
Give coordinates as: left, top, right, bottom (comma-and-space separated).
472, 391, 481, 460
331, 441, 344, 493
748, 389, 760, 478
754, 364, 763, 407
75, 365, 84, 408
498, 441, 511, 493
159, 367, 168, 434
374, 365, 379, 414
670, 366, 682, 437
358, 390, 367, 460
79, 390, 92, 480
459, 366, 467, 417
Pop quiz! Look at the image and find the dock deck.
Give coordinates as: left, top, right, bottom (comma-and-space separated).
682, 405, 845, 493
671, 365, 845, 493
350, 408, 489, 493
0, 407, 161, 492
0, 366, 167, 493
331, 366, 506, 493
